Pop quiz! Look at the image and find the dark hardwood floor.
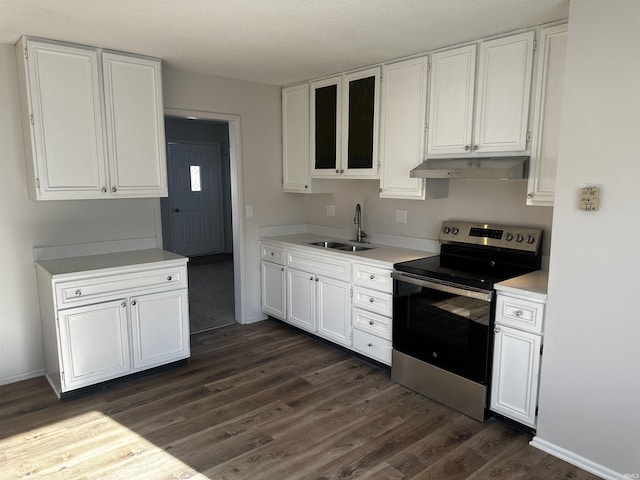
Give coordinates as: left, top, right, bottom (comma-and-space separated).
0, 320, 601, 479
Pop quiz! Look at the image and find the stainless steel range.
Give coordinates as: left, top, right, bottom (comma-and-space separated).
391, 220, 542, 421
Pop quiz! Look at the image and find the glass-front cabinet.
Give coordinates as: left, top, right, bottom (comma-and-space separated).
311, 68, 380, 178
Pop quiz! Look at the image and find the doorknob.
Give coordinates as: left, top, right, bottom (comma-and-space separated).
174, 208, 180, 213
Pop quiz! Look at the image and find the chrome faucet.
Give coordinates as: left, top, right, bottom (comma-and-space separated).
353, 203, 367, 243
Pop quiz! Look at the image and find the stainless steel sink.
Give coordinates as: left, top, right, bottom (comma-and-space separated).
335, 245, 376, 252
306, 240, 377, 252
306, 241, 350, 249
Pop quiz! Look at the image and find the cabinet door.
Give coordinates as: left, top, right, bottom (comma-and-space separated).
23, 40, 108, 199
286, 268, 316, 333
311, 76, 342, 177
527, 24, 568, 206
282, 84, 311, 192
262, 261, 286, 320
427, 45, 477, 155
130, 289, 190, 369
102, 52, 167, 197
490, 325, 541, 427
474, 31, 535, 153
342, 67, 380, 178
379, 57, 428, 199
316, 275, 351, 347
58, 299, 130, 391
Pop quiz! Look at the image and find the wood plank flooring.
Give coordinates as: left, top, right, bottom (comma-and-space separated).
0, 320, 602, 479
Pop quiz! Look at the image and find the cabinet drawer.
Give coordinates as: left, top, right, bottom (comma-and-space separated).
287, 248, 351, 282
261, 243, 286, 265
352, 286, 392, 317
56, 266, 187, 309
353, 262, 393, 293
353, 329, 392, 365
496, 294, 544, 333
353, 308, 391, 340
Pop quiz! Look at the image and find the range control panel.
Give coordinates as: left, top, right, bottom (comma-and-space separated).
438, 221, 543, 253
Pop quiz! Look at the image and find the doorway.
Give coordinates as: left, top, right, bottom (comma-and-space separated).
161, 116, 239, 333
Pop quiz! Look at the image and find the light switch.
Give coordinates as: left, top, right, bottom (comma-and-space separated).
326, 205, 335, 217
395, 209, 408, 224
245, 205, 254, 217
579, 186, 601, 211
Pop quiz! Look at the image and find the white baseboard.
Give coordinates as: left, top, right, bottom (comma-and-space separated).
530, 436, 627, 480
0, 369, 44, 387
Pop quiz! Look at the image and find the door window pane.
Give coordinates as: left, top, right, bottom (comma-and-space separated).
190, 165, 201, 192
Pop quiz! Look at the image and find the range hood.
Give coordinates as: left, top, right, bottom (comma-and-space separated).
409, 156, 529, 180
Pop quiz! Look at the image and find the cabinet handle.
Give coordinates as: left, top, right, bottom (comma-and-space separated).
336, 169, 340, 174
304, 185, 308, 189
280, 267, 284, 272
369, 320, 374, 325
369, 298, 375, 303
75, 289, 82, 296
270, 252, 275, 256
473, 145, 479, 151
167, 276, 172, 281
121, 302, 126, 308
494, 327, 500, 334
340, 169, 344, 174
515, 310, 523, 317
464, 145, 470, 151
527, 193, 533, 199
367, 343, 373, 347
101, 187, 107, 193
315, 277, 319, 282
111, 187, 117, 193
369, 274, 375, 280
131, 300, 137, 306
310, 276, 314, 281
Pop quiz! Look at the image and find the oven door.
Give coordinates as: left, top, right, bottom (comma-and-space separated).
392, 271, 494, 384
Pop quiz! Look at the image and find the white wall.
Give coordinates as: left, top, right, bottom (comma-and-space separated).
0, 44, 161, 384
162, 68, 304, 323
305, 179, 554, 255
535, 0, 640, 477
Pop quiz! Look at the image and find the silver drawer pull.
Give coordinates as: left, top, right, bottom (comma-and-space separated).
514, 310, 523, 317
75, 289, 82, 296
167, 276, 172, 281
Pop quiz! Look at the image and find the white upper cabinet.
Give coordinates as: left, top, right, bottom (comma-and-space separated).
427, 45, 476, 156
427, 31, 535, 156
102, 52, 166, 197
17, 37, 167, 200
379, 56, 429, 200
527, 24, 568, 206
311, 68, 380, 179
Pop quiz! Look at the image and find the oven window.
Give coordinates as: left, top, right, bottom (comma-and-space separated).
393, 281, 491, 384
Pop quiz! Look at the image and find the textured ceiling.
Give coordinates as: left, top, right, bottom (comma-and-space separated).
0, 0, 569, 86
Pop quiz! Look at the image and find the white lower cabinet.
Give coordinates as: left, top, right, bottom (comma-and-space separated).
261, 243, 287, 320
491, 291, 545, 428
58, 299, 131, 391
35, 251, 189, 398
286, 267, 317, 333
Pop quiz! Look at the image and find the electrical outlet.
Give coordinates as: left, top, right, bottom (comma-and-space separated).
395, 209, 408, 224
326, 205, 335, 217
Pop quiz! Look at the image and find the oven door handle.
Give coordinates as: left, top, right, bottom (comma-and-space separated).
392, 271, 493, 302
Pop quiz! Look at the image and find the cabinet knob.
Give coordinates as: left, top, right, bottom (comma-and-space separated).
369, 274, 375, 280
101, 187, 107, 193
310, 276, 314, 281
167, 275, 172, 281
515, 310, 523, 317
369, 320, 374, 325
369, 298, 375, 303
270, 252, 274, 256
464, 145, 470, 151
131, 300, 137, 306
527, 193, 533, 199
494, 327, 501, 334
121, 302, 126, 308
473, 145, 479, 151
367, 343, 373, 347
336, 169, 340, 174
340, 169, 344, 174
75, 289, 82, 296
111, 187, 117, 193
304, 185, 308, 189
281, 267, 284, 272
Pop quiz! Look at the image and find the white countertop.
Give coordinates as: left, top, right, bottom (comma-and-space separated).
495, 270, 548, 301
36, 249, 188, 278
262, 233, 437, 267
